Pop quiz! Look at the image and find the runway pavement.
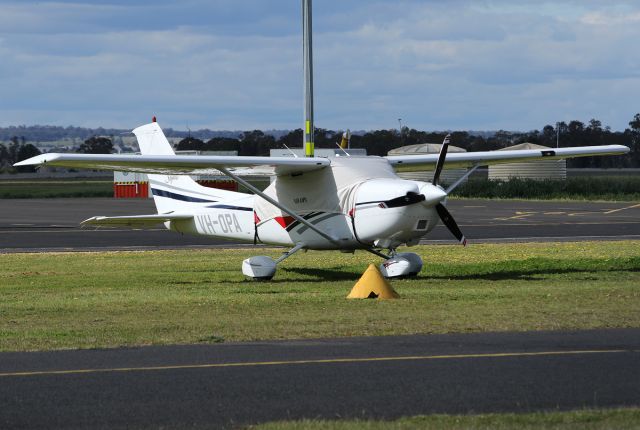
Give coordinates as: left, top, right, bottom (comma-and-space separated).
1, 198, 639, 252
1, 329, 638, 428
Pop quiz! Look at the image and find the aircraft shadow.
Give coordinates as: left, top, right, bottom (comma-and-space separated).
276, 267, 360, 282
427, 266, 639, 282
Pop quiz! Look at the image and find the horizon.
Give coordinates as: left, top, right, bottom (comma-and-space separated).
1, 117, 638, 136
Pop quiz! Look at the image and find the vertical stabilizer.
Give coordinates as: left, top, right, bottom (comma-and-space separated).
132, 120, 241, 214
133, 121, 176, 156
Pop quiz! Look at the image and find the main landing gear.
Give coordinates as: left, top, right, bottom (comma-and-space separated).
242, 245, 423, 281
242, 243, 306, 280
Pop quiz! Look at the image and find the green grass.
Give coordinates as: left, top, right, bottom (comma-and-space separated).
1, 241, 639, 352
0, 179, 113, 198
451, 177, 640, 201
1, 176, 639, 199
251, 408, 640, 430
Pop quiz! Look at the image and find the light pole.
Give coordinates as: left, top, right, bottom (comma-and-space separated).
556, 122, 560, 148
303, 0, 314, 157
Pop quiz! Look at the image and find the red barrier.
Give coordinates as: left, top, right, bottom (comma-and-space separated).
114, 182, 150, 198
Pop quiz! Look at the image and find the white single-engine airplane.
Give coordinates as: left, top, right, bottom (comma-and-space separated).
15, 121, 629, 279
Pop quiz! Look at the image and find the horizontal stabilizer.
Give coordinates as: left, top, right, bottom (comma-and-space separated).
81, 214, 193, 227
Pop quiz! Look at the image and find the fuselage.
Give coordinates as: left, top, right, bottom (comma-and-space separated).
158, 157, 443, 251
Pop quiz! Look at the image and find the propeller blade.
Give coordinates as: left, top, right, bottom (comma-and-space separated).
435, 203, 467, 246
431, 134, 451, 187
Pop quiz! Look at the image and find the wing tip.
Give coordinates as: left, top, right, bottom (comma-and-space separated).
13, 154, 59, 167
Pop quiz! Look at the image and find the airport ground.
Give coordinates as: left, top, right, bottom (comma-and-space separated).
1, 197, 639, 428
1, 197, 639, 251
2, 330, 639, 429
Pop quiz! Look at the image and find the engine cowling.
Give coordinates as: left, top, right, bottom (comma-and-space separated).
352, 179, 437, 248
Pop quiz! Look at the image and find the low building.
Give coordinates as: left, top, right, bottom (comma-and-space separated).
489, 143, 566, 181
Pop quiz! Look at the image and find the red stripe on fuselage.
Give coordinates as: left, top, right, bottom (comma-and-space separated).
274, 216, 295, 228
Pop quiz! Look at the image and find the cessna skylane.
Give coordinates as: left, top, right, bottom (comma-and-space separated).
14, 123, 629, 279
14, 0, 630, 279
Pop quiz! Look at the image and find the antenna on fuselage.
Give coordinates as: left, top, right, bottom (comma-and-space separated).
302, 0, 314, 157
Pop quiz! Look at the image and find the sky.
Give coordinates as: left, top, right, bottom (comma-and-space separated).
0, 0, 638, 132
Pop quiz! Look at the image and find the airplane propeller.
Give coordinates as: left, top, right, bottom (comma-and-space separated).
435, 202, 467, 246
431, 134, 450, 187
429, 134, 467, 246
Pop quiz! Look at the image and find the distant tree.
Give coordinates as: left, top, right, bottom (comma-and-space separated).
15, 144, 41, 172
313, 128, 341, 148
466, 135, 489, 152
8, 136, 20, 164
239, 130, 276, 156
628, 113, 640, 167
203, 137, 241, 152
630, 113, 640, 133
541, 125, 556, 147
587, 118, 602, 132
0, 144, 8, 168
350, 129, 401, 156
568, 120, 585, 135
277, 129, 303, 150
78, 136, 113, 154
16, 143, 40, 161
277, 128, 342, 151
175, 136, 205, 151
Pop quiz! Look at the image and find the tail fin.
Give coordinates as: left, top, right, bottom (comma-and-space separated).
132, 121, 241, 214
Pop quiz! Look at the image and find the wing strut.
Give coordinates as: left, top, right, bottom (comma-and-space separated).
218, 167, 340, 245
445, 164, 480, 194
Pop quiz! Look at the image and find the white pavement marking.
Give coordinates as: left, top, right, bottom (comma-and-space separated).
604, 203, 640, 215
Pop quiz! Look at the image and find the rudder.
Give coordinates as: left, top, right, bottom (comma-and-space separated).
132, 120, 241, 214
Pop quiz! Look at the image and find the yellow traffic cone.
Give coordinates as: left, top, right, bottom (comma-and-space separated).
347, 264, 399, 299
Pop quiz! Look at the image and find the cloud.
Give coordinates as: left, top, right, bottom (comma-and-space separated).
0, 0, 638, 131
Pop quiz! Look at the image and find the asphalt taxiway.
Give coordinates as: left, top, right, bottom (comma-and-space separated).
1, 198, 639, 252
1, 329, 638, 428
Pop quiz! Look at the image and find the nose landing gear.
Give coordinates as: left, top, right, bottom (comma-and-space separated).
379, 252, 423, 278
365, 248, 424, 278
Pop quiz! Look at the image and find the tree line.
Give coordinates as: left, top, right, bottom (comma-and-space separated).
2, 114, 639, 172
176, 114, 640, 168
0, 136, 113, 173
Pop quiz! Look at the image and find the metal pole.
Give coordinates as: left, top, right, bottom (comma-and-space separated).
303, 0, 314, 157
556, 122, 560, 148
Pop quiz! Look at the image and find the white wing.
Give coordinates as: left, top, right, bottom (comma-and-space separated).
386, 145, 629, 171
15, 153, 330, 176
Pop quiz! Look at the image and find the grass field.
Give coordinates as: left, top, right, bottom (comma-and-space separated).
0, 179, 113, 198
253, 408, 640, 430
1, 241, 639, 352
451, 176, 640, 201
1, 175, 640, 200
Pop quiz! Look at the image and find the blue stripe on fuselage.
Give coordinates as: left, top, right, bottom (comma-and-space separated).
151, 188, 217, 203
206, 204, 253, 212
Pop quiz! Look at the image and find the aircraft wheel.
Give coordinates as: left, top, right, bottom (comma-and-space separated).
242, 256, 276, 280
379, 252, 423, 278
